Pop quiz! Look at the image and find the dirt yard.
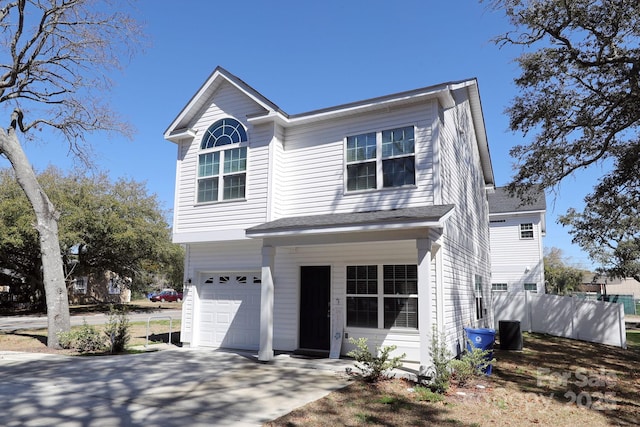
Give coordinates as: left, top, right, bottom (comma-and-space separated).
267, 331, 640, 427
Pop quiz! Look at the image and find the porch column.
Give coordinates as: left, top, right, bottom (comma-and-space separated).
259, 245, 275, 362
417, 238, 433, 370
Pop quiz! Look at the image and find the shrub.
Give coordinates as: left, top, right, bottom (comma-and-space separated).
57, 320, 105, 353
56, 330, 75, 349
347, 337, 405, 382
104, 305, 130, 353
450, 339, 496, 386
425, 325, 453, 393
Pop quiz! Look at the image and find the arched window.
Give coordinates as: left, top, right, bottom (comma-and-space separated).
200, 118, 247, 149
197, 118, 248, 203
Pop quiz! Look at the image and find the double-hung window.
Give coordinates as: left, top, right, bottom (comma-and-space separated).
346, 264, 418, 329
346, 126, 415, 192
197, 118, 248, 203
520, 223, 534, 239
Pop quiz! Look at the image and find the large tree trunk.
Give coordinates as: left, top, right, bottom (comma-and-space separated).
0, 124, 70, 348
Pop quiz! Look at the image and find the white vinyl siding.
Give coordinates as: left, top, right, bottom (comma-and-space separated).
276, 102, 437, 217
490, 213, 545, 294
170, 75, 496, 364
438, 88, 492, 342
172, 82, 271, 240
180, 240, 431, 362
274, 241, 430, 362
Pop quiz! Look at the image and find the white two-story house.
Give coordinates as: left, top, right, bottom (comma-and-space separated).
488, 186, 546, 294
163, 67, 495, 370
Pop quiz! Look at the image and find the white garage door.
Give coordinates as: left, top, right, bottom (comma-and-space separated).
198, 273, 261, 350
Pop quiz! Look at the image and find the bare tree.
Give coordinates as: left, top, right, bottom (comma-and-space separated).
0, 0, 143, 348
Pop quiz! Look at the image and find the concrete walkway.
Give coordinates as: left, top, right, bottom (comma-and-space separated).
0, 347, 353, 427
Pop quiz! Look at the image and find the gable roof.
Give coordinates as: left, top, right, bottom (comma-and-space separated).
163, 67, 494, 186
163, 66, 284, 142
488, 186, 546, 215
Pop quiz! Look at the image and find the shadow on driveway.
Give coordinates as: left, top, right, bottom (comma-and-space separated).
0, 348, 352, 427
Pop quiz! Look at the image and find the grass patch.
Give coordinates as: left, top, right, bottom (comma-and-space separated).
0, 318, 181, 354
627, 330, 640, 348
414, 385, 446, 403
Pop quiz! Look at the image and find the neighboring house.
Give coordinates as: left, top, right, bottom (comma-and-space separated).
67, 272, 131, 305
488, 186, 546, 294
163, 67, 495, 370
579, 274, 639, 314
581, 274, 640, 299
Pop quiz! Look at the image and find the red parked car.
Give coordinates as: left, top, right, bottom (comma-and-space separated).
150, 289, 183, 303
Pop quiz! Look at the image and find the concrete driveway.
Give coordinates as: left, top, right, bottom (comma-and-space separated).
0, 347, 352, 427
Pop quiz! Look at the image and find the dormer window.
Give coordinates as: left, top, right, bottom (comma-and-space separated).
197, 118, 248, 203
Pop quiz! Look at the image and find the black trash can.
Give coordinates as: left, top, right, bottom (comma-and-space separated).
499, 320, 523, 350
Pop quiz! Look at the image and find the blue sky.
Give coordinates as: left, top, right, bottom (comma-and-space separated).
2, 1, 597, 268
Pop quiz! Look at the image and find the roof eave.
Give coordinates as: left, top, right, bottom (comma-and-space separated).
248, 82, 458, 128
246, 219, 447, 239
464, 79, 495, 188
164, 127, 197, 144
164, 66, 283, 139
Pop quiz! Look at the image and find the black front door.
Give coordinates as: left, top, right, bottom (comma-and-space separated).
299, 266, 331, 351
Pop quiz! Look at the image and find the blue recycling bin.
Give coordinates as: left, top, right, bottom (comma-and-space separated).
464, 327, 496, 375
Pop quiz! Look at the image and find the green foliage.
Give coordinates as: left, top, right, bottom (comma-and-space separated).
487, 0, 640, 275
0, 167, 183, 305
426, 325, 453, 393
104, 305, 130, 353
57, 320, 105, 353
347, 337, 405, 382
450, 339, 496, 386
413, 385, 445, 403
543, 247, 586, 295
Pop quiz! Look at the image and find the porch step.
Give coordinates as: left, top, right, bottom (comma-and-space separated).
293, 348, 330, 358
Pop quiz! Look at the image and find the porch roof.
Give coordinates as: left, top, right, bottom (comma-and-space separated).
245, 205, 455, 238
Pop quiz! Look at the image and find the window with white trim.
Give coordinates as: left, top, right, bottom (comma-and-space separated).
345, 126, 415, 192
346, 264, 418, 329
520, 223, 534, 239
475, 275, 484, 320
73, 277, 87, 294
491, 283, 508, 292
197, 118, 248, 203
524, 283, 538, 293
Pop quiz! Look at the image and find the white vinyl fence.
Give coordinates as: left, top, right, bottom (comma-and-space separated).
492, 292, 627, 349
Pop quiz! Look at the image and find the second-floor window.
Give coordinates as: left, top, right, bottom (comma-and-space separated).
197, 118, 248, 203
520, 223, 534, 239
345, 126, 415, 192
